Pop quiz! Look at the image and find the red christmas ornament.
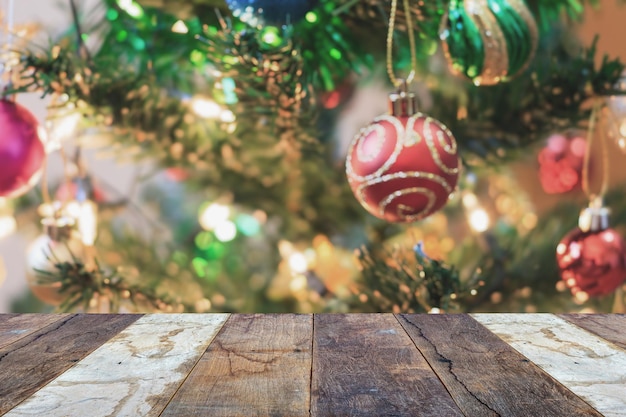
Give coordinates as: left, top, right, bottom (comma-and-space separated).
0, 100, 45, 198
346, 87, 459, 222
556, 203, 626, 297
538, 133, 586, 194
55, 180, 106, 203
165, 167, 190, 182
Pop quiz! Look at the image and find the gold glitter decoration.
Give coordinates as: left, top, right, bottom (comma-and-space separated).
379, 187, 436, 222
356, 171, 454, 205
403, 115, 423, 147
422, 117, 460, 175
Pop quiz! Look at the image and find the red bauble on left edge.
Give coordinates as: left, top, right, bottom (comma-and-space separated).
0, 100, 46, 198
346, 89, 459, 223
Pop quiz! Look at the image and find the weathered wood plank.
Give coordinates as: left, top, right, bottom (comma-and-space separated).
560, 314, 626, 350
0, 314, 17, 321
0, 314, 140, 415
3, 314, 229, 417
398, 314, 603, 417
0, 314, 69, 349
161, 314, 313, 417
311, 314, 464, 417
474, 313, 626, 417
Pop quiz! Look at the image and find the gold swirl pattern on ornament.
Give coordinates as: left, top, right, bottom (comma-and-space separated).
346, 114, 406, 182
356, 123, 387, 162
422, 116, 459, 175
403, 115, 423, 147
428, 116, 457, 154
506, 0, 539, 78
379, 187, 436, 222
355, 170, 454, 206
465, 0, 509, 86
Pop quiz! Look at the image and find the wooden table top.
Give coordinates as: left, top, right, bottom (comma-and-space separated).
0, 313, 624, 417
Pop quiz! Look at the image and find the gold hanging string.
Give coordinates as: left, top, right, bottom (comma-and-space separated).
386, 0, 418, 87
613, 286, 625, 314
58, 147, 74, 207
1, 0, 16, 98
581, 99, 610, 201
40, 154, 51, 205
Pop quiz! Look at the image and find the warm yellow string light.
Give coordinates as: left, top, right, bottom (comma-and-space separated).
386, 0, 418, 87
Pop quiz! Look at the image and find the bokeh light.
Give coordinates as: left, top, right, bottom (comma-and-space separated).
199, 203, 230, 230
214, 220, 237, 242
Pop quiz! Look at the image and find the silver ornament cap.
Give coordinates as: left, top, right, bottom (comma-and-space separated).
41, 216, 75, 242
578, 196, 610, 233
388, 80, 417, 117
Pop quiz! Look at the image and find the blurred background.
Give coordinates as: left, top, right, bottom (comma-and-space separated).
1, 0, 626, 313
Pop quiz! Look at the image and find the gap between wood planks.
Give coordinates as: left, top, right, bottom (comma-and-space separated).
308, 314, 315, 417
157, 313, 234, 415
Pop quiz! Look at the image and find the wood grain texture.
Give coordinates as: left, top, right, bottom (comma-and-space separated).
398, 314, 603, 417
0, 314, 69, 349
474, 313, 626, 417
4, 313, 229, 417
161, 314, 313, 417
311, 314, 464, 417
560, 314, 626, 350
0, 314, 140, 415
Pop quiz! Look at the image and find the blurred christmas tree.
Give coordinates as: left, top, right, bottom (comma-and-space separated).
1, 0, 625, 313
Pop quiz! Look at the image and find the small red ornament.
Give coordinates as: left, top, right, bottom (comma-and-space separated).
0, 100, 45, 198
538, 133, 586, 194
55, 180, 106, 203
346, 87, 459, 222
165, 167, 189, 182
556, 202, 626, 297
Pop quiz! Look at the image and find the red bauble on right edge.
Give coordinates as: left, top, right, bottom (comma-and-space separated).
556, 205, 626, 297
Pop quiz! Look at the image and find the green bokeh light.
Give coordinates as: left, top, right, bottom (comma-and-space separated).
131, 37, 146, 50
205, 241, 226, 260
305, 11, 318, 23
222, 55, 238, 66
260, 27, 283, 48
116, 30, 128, 42
329, 48, 342, 60
235, 214, 261, 236
190, 50, 205, 65
106, 9, 119, 21
192, 257, 222, 281
195, 231, 213, 250
192, 257, 209, 278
